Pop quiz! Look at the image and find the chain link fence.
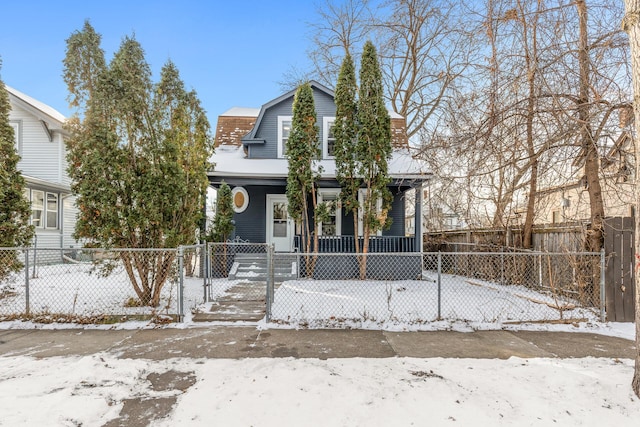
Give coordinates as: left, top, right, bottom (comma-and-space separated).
1, 244, 605, 326
0, 246, 207, 323
266, 250, 604, 327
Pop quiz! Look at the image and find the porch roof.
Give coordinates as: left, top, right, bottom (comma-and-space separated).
208, 144, 431, 183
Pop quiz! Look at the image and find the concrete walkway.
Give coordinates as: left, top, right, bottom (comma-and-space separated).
0, 327, 635, 360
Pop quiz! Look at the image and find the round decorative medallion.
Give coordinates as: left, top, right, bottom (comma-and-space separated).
231, 187, 249, 213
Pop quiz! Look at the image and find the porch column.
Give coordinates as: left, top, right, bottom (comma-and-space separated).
414, 182, 423, 251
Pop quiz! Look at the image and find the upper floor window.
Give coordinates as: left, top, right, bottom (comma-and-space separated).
323, 117, 336, 159
10, 121, 20, 154
27, 189, 59, 229
277, 116, 292, 158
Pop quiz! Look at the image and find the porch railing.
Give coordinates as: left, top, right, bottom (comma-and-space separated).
294, 235, 416, 253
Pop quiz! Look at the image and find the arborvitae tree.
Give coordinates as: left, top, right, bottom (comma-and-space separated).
210, 181, 234, 242
286, 82, 321, 260
333, 52, 361, 254
63, 23, 213, 306
357, 41, 392, 276
0, 62, 34, 280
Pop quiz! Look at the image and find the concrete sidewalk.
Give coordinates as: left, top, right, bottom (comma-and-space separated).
0, 327, 636, 360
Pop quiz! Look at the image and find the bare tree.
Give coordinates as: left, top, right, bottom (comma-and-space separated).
307, 0, 373, 87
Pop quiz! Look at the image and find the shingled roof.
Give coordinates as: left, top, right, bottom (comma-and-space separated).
214, 107, 259, 147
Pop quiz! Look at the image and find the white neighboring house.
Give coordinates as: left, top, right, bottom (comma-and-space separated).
6, 85, 78, 249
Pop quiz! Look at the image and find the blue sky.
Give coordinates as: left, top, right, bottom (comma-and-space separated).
1, 0, 317, 124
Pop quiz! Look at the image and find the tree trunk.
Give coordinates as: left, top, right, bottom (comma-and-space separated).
622, 0, 640, 399
577, 0, 605, 252
523, 1, 540, 250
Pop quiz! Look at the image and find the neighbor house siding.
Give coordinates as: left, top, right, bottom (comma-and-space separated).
63, 196, 79, 248
10, 104, 63, 183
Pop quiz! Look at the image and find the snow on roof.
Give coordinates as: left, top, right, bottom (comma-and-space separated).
220, 107, 260, 117
5, 85, 66, 124
389, 110, 403, 119
209, 144, 431, 180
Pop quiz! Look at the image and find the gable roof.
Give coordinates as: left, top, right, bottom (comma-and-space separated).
242, 80, 335, 144
5, 85, 66, 129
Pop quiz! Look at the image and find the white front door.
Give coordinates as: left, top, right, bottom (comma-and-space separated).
266, 195, 294, 252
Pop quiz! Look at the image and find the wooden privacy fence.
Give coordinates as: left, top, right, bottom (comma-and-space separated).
603, 217, 635, 322
425, 217, 636, 322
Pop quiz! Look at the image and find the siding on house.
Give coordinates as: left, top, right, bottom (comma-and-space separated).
9, 104, 65, 183
7, 85, 79, 249
384, 189, 407, 237
232, 185, 272, 243
248, 86, 337, 159
63, 196, 79, 248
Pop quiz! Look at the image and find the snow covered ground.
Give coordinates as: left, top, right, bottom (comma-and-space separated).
1, 266, 639, 426
0, 353, 638, 426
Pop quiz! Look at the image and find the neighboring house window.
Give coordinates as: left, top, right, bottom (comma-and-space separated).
318, 189, 341, 236
277, 116, 292, 158
31, 190, 45, 228
10, 121, 20, 153
28, 189, 59, 229
552, 210, 561, 224
47, 193, 59, 229
323, 117, 336, 159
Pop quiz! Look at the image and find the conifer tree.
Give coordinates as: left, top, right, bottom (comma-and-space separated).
357, 41, 392, 276
63, 22, 213, 306
286, 82, 321, 260
333, 52, 361, 254
0, 62, 34, 280
210, 181, 234, 242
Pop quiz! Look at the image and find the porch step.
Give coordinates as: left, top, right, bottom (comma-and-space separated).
228, 253, 297, 282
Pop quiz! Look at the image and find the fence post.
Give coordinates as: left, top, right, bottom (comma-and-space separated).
437, 251, 442, 320
178, 246, 184, 322
203, 242, 209, 303
500, 248, 504, 285
538, 252, 543, 288
24, 248, 30, 316
600, 248, 606, 322
265, 244, 273, 322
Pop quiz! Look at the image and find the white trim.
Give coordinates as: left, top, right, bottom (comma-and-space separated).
317, 189, 341, 236
277, 116, 292, 159
266, 194, 294, 252
322, 116, 336, 159
231, 187, 249, 213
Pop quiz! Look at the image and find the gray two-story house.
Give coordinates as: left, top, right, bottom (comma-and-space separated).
209, 81, 429, 254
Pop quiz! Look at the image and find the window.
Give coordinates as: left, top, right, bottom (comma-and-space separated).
10, 121, 20, 153
358, 189, 383, 237
277, 116, 292, 158
31, 190, 44, 228
318, 190, 341, 236
27, 189, 59, 229
46, 193, 59, 228
552, 210, 561, 224
323, 117, 336, 159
